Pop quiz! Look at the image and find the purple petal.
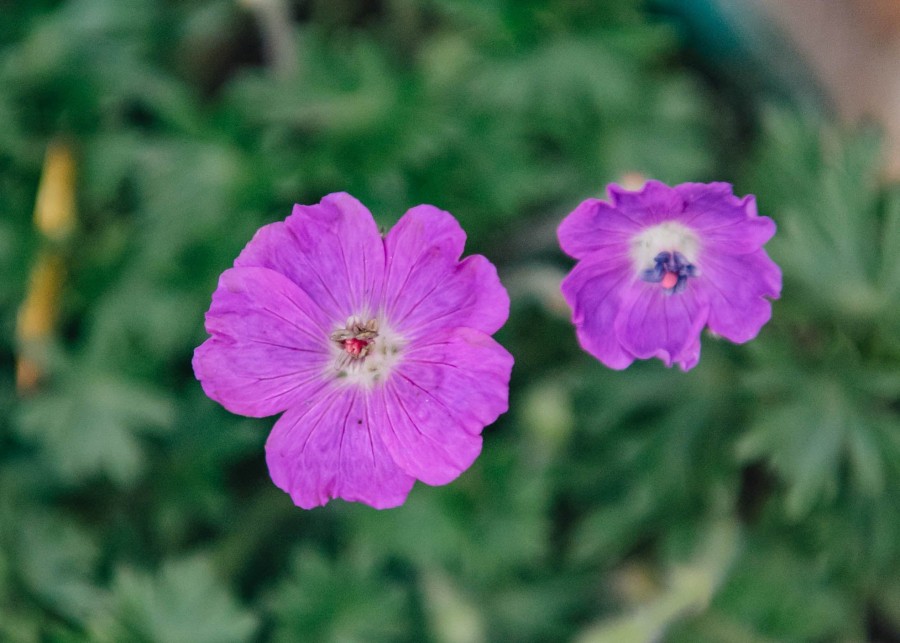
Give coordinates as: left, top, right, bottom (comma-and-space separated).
372, 328, 511, 485
192, 267, 332, 417
400, 327, 513, 435
383, 205, 509, 338
675, 183, 776, 254
607, 180, 685, 226
235, 193, 385, 322
373, 379, 482, 486
676, 336, 701, 372
614, 282, 710, 368
265, 387, 415, 509
700, 248, 782, 343
557, 198, 640, 260
560, 255, 635, 369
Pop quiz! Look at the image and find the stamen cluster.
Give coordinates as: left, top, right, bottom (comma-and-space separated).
330, 318, 378, 366
641, 251, 696, 294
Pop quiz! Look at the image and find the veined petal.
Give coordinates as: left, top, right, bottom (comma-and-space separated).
560, 254, 635, 369
675, 335, 701, 372
265, 387, 415, 509
193, 267, 332, 417
373, 380, 482, 486
557, 198, 640, 260
382, 205, 509, 338
614, 282, 710, 368
235, 193, 385, 322
701, 248, 782, 343
675, 184, 776, 254
607, 180, 685, 226
675, 182, 743, 223
400, 327, 513, 436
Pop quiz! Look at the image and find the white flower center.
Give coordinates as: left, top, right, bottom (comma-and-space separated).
329, 315, 404, 388
629, 221, 700, 275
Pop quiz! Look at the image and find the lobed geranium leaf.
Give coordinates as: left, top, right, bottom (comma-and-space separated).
10, 514, 103, 626
15, 368, 174, 485
92, 556, 257, 643
265, 548, 411, 643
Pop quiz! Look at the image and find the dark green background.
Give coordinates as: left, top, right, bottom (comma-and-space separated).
2, 1, 899, 641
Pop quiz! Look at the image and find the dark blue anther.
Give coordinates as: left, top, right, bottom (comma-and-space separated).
640, 251, 696, 293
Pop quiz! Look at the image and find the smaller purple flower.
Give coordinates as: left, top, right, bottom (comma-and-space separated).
193, 193, 513, 509
558, 180, 781, 371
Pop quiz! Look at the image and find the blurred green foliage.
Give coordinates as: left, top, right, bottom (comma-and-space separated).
2, 1, 899, 641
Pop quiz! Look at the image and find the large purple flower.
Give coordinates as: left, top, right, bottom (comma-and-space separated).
558, 180, 781, 371
193, 193, 513, 509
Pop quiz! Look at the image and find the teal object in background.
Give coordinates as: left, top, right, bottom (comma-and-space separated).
1, 1, 899, 641
653, 0, 827, 110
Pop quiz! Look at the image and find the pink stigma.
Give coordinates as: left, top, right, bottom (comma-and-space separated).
660, 272, 679, 289
343, 337, 369, 357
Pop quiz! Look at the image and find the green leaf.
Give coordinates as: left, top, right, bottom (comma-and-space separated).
265, 548, 411, 643
879, 187, 900, 303
93, 556, 257, 643
11, 513, 103, 626
15, 368, 174, 485
705, 540, 863, 641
